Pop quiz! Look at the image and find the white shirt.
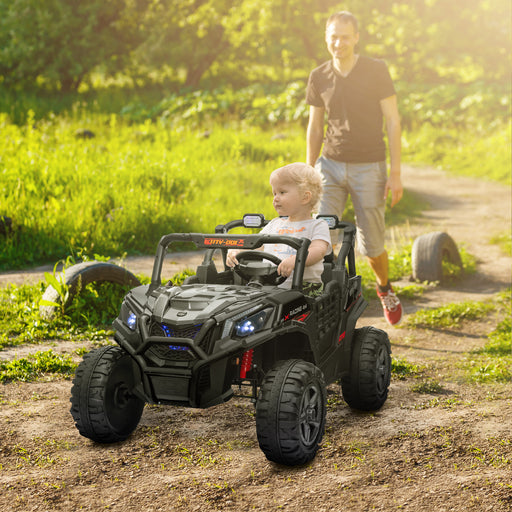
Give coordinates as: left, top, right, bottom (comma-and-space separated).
260, 217, 332, 288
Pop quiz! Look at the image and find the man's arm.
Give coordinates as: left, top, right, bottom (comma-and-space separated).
380, 94, 403, 207
306, 105, 325, 167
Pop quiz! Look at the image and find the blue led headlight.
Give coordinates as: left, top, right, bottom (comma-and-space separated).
235, 310, 268, 337
126, 311, 137, 331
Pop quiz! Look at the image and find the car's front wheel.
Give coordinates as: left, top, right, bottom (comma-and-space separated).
255, 359, 326, 466
70, 346, 145, 443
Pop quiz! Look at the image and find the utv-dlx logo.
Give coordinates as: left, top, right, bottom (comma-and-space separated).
204, 238, 245, 247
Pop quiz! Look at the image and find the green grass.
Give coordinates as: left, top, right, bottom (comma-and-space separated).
411, 379, 444, 394
1, 90, 509, 272
464, 310, 511, 383
0, 114, 305, 269
0, 350, 77, 383
391, 357, 424, 380
402, 122, 511, 185
0, 108, 428, 272
0, 280, 124, 350
405, 300, 495, 329
490, 231, 512, 256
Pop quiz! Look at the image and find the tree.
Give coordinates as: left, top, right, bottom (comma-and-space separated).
0, 0, 150, 92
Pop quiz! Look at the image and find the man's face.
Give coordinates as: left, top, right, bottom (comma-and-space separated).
325, 20, 359, 61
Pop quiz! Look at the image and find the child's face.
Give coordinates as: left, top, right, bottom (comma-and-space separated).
270, 178, 308, 218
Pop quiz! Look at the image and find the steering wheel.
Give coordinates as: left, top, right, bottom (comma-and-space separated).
233, 251, 287, 286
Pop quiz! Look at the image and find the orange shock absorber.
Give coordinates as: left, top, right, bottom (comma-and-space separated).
239, 349, 254, 379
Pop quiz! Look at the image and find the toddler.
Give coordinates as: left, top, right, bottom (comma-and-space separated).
227, 162, 332, 289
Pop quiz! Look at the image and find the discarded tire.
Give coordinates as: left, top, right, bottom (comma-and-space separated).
40, 261, 140, 319
411, 231, 462, 283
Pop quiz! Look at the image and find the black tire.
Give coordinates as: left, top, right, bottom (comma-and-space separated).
70, 346, 145, 443
182, 275, 200, 285
341, 327, 391, 411
411, 231, 462, 283
255, 359, 326, 466
40, 261, 140, 318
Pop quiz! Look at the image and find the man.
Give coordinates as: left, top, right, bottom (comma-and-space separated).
306, 11, 403, 325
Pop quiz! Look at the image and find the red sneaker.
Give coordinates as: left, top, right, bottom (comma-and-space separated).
376, 285, 403, 326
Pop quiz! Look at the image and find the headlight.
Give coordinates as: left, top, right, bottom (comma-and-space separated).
126, 311, 137, 330
235, 310, 269, 337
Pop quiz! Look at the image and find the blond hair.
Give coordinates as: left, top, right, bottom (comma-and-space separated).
269, 162, 323, 212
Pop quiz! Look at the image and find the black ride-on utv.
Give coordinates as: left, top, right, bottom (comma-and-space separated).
70, 214, 391, 466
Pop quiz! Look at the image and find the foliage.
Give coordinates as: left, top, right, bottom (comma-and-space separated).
391, 357, 423, 380
0, 350, 76, 383
358, 0, 510, 86
405, 300, 495, 329
0, 115, 301, 268
490, 232, 512, 256
0, 262, 208, 352
458, 291, 511, 383
0, 282, 110, 350
0, 0, 149, 92
357, 243, 419, 299
476, 316, 511, 358
1, 0, 509, 95
465, 357, 512, 384
65, 281, 135, 328
411, 379, 444, 394
403, 123, 511, 184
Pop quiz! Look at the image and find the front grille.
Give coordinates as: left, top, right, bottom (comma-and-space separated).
146, 321, 213, 364
150, 322, 202, 339
148, 343, 195, 362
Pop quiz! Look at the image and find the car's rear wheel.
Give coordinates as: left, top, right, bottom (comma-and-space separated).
341, 327, 391, 411
255, 359, 326, 466
70, 346, 145, 443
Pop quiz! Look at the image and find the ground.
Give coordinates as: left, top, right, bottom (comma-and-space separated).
0, 165, 511, 511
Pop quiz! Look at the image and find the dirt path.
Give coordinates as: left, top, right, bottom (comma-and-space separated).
0, 165, 511, 512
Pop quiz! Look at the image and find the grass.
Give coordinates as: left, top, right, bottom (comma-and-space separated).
405, 300, 495, 329
1, 97, 508, 271
0, 114, 304, 269
410, 379, 444, 394
489, 231, 512, 256
402, 122, 511, 185
403, 290, 511, 384
465, 314, 512, 384
0, 350, 77, 383
0, 280, 116, 350
391, 357, 424, 380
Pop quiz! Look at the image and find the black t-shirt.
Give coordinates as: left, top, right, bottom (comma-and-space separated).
306, 56, 396, 163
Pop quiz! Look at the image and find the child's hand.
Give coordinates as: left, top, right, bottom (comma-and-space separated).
277, 255, 296, 278
226, 249, 240, 267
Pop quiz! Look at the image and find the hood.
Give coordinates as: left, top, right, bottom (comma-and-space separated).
147, 284, 268, 325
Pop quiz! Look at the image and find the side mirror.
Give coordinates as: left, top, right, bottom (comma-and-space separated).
243, 213, 265, 229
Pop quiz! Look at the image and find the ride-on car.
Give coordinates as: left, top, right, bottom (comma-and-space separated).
70, 214, 391, 466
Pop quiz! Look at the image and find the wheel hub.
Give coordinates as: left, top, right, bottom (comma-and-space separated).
299, 385, 321, 446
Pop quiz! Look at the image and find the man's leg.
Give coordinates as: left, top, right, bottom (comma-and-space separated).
367, 250, 388, 287
368, 249, 402, 325
316, 157, 349, 249
348, 162, 403, 325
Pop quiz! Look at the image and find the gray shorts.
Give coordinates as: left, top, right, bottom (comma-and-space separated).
315, 156, 387, 258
